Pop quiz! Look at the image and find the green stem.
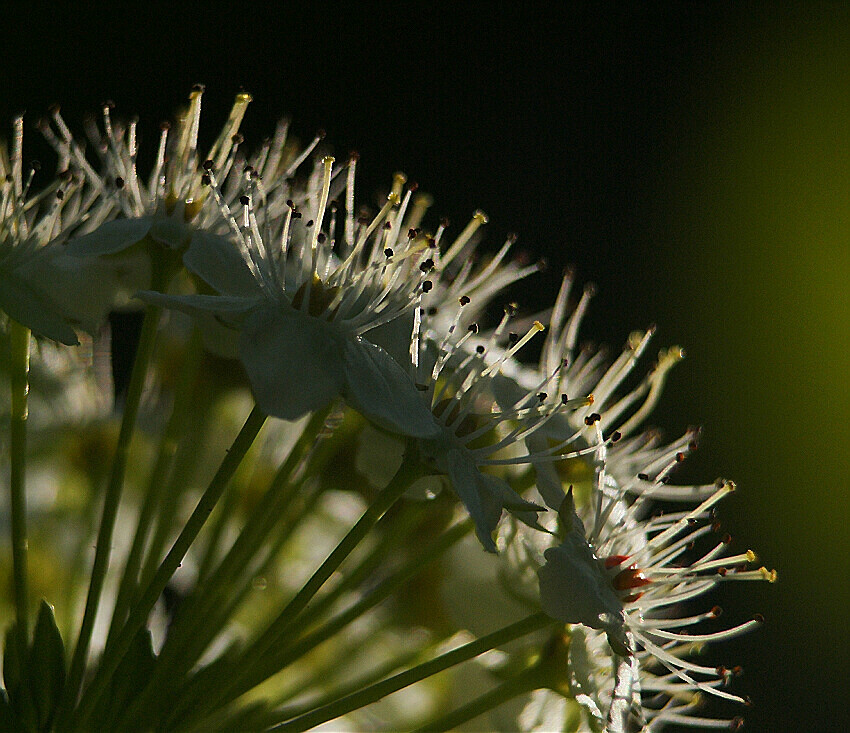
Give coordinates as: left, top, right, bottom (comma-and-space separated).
57, 304, 162, 724
412, 667, 540, 733
8, 321, 30, 641
127, 407, 332, 723
104, 327, 204, 651
183, 519, 473, 729
223, 446, 423, 684
137, 379, 215, 591
69, 404, 267, 731
269, 613, 553, 732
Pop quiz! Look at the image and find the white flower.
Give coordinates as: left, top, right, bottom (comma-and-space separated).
534, 419, 775, 731
0, 116, 112, 344
409, 300, 598, 552
45, 86, 258, 258
142, 155, 438, 436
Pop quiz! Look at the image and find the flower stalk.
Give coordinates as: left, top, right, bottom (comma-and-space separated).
8, 320, 31, 642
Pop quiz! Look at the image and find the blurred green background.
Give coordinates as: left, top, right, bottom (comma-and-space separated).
3, 3, 847, 730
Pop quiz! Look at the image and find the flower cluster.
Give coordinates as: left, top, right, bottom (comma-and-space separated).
0, 91, 774, 732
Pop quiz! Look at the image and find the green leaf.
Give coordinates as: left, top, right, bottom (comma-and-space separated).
2, 625, 36, 732
90, 629, 156, 732
0, 688, 17, 733
27, 601, 65, 732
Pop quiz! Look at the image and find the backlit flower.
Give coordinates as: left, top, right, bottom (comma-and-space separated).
142, 156, 438, 436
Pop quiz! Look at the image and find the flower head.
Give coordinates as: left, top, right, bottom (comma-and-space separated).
0, 116, 113, 344
43, 86, 259, 258
143, 154, 439, 436
409, 298, 601, 551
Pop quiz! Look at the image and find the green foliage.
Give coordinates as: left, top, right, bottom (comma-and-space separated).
2, 601, 65, 732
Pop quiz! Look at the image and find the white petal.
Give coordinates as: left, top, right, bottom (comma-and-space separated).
66, 218, 154, 256
537, 516, 625, 630
239, 306, 346, 420
443, 448, 500, 552
184, 230, 262, 297
138, 291, 260, 324
0, 272, 79, 345
341, 336, 439, 438
21, 248, 152, 334
149, 215, 191, 249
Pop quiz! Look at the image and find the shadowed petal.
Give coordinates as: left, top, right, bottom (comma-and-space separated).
342, 336, 440, 439
0, 272, 79, 345
239, 306, 346, 420
184, 230, 263, 297
66, 218, 154, 256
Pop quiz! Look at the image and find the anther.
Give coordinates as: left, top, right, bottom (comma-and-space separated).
710, 605, 723, 618
317, 233, 326, 244
538, 393, 548, 403
55, 190, 65, 200
422, 281, 433, 293
504, 302, 518, 317
610, 430, 621, 442
30, 160, 41, 171
467, 323, 479, 333
508, 332, 519, 346
475, 345, 485, 354
459, 295, 471, 306
203, 159, 215, 171
115, 177, 125, 189
637, 473, 649, 481
584, 413, 601, 426
384, 248, 394, 258
201, 174, 211, 186
306, 219, 314, 227
239, 195, 249, 206
676, 451, 686, 462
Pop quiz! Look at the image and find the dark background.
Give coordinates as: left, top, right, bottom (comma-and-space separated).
4, 4, 847, 731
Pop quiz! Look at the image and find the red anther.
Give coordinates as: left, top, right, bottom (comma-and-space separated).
717, 567, 728, 577
440, 216, 450, 228
710, 605, 723, 618
743, 696, 753, 707
712, 521, 723, 533
348, 150, 360, 161
730, 717, 745, 730
409, 181, 419, 192
753, 613, 765, 623
317, 128, 326, 139
732, 665, 743, 676
722, 533, 733, 544
676, 451, 686, 462
605, 555, 630, 569
716, 665, 728, 677
613, 568, 652, 592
